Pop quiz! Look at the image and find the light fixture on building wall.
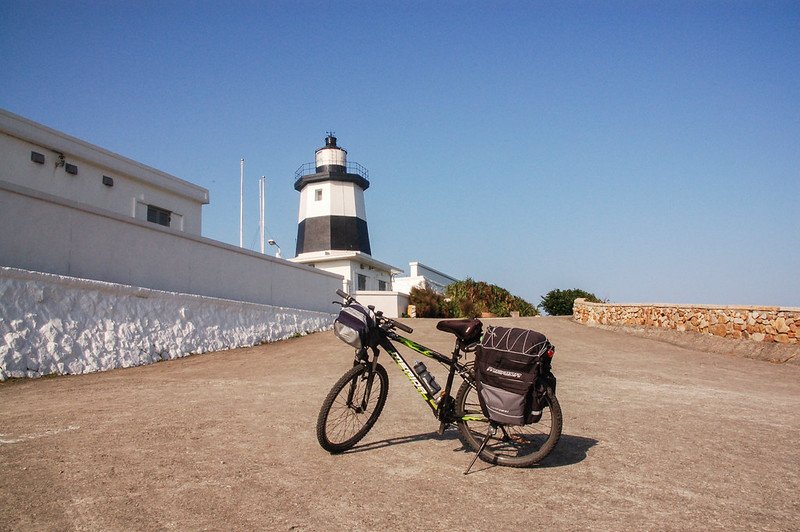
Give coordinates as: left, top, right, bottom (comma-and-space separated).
268, 239, 282, 258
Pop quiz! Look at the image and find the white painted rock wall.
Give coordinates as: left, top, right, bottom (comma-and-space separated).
0, 267, 334, 380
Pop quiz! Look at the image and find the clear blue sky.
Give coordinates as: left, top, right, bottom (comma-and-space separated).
2, 1, 798, 307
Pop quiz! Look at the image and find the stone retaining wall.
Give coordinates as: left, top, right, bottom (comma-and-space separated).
573, 298, 799, 345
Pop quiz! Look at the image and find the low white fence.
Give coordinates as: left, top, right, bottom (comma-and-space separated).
0, 267, 334, 380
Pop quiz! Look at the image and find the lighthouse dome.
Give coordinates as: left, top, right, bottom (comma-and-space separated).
315, 134, 347, 172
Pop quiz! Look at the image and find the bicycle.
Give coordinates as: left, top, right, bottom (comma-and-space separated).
316, 290, 562, 471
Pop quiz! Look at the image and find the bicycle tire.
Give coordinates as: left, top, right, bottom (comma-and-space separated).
316, 363, 389, 453
455, 377, 562, 467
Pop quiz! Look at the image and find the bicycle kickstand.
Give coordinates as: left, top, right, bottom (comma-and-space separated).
464, 423, 497, 475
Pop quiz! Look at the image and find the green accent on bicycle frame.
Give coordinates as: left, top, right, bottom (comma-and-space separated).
461, 415, 486, 422
394, 337, 439, 359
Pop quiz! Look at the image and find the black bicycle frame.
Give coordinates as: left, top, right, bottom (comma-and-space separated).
373, 329, 471, 418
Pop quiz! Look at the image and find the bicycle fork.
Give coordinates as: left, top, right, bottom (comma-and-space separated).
347, 348, 379, 412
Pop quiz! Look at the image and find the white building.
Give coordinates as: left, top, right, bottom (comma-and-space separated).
294, 251, 401, 293
392, 261, 459, 295
0, 108, 208, 233
0, 109, 342, 313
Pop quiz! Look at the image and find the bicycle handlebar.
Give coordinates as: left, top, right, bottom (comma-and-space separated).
392, 320, 414, 334
335, 289, 414, 334
336, 288, 352, 301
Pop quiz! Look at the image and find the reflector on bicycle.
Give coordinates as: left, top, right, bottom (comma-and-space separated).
333, 302, 376, 349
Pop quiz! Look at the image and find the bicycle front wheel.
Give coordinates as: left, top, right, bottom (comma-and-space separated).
316, 363, 389, 453
455, 378, 562, 467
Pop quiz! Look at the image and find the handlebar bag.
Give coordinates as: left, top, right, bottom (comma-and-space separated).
334, 302, 376, 349
475, 326, 551, 425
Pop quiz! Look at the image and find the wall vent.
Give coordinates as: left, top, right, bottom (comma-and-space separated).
102, 175, 114, 187
31, 151, 45, 164
65, 163, 78, 175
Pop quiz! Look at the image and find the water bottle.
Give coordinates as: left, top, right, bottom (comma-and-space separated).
413, 361, 441, 396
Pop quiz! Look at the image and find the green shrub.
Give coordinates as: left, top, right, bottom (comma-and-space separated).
538, 288, 602, 316
409, 285, 449, 318
443, 278, 538, 318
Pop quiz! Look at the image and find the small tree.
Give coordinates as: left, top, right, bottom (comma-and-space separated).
539, 288, 602, 316
409, 285, 448, 318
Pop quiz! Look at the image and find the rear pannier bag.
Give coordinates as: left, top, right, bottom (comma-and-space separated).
475, 326, 552, 425
333, 302, 375, 349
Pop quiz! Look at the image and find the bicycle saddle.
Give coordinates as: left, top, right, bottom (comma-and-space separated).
436, 319, 483, 343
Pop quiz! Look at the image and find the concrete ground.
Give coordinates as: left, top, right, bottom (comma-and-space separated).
1, 317, 798, 531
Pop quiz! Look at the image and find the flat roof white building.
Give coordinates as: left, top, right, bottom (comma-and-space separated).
392, 261, 459, 295
0, 109, 342, 313
292, 250, 402, 294
0, 108, 209, 234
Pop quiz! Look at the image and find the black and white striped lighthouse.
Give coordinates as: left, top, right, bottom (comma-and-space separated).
294, 134, 372, 257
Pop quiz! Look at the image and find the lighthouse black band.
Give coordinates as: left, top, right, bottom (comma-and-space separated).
296, 216, 371, 255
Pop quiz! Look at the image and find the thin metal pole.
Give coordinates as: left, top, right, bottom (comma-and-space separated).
259, 176, 266, 254
239, 158, 244, 248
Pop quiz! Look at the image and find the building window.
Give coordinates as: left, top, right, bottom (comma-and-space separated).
357, 274, 367, 291
147, 205, 171, 227
378, 280, 386, 291
315, 189, 322, 201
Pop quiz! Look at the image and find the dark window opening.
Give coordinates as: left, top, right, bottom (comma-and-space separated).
378, 280, 386, 291
357, 274, 367, 291
31, 151, 45, 164
147, 205, 171, 227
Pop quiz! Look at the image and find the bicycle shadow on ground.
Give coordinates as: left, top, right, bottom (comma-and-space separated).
460, 433, 600, 474
343, 431, 598, 470
342, 430, 461, 455
534, 434, 599, 468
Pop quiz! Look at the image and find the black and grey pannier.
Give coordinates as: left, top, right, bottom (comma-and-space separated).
333, 302, 376, 349
474, 326, 554, 425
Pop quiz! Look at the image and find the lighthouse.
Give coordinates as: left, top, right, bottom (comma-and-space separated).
291, 134, 402, 298
289, 134, 459, 316
294, 134, 371, 257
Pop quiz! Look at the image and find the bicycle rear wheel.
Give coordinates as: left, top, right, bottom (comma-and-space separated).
316, 363, 389, 453
455, 378, 562, 467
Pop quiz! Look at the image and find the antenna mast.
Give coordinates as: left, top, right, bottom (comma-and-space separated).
239, 158, 244, 248
259, 176, 266, 253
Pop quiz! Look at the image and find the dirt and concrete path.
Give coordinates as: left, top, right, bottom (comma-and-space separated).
2, 317, 798, 530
